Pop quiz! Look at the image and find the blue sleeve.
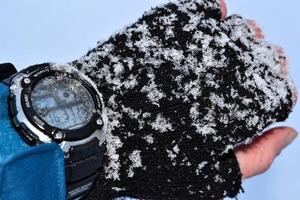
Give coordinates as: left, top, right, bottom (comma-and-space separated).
0, 83, 66, 200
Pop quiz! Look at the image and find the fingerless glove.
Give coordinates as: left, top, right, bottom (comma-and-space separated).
64, 0, 295, 199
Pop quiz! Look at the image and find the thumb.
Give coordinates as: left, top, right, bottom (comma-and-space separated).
234, 127, 298, 180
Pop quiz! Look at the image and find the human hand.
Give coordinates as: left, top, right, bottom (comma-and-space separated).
75, 0, 298, 199
218, 0, 299, 180
235, 127, 298, 180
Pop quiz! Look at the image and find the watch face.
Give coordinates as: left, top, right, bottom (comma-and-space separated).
31, 75, 95, 130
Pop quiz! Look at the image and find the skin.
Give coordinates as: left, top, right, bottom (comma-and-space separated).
219, 0, 298, 180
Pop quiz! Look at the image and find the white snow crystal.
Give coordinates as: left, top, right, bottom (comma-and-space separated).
128, 150, 143, 178
150, 113, 174, 133
141, 73, 166, 107
173, 144, 180, 154
143, 134, 154, 144
113, 63, 124, 75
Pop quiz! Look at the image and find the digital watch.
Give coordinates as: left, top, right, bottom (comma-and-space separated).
1, 63, 107, 200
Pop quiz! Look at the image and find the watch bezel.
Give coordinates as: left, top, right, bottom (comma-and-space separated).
16, 63, 104, 142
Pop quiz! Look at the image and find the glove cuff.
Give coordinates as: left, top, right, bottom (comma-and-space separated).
88, 149, 243, 200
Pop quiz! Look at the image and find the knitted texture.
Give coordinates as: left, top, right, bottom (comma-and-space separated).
66, 0, 296, 199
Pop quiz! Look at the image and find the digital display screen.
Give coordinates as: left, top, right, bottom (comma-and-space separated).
31, 76, 95, 130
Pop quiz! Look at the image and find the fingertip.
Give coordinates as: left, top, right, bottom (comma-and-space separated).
265, 126, 297, 137
283, 128, 298, 148
263, 127, 298, 155
272, 45, 289, 78
246, 19, 265, 40
291, 80, 298, 106
220, 0, 227, 20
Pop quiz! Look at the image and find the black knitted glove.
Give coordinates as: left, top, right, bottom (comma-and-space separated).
66, 0, 295, 199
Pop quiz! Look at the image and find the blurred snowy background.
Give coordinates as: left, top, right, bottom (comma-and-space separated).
0, 0, 299, 199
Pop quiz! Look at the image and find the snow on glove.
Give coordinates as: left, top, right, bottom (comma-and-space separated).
63, 0, 296, 199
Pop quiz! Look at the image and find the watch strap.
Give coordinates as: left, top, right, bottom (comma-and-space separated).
65, 138, 106, 199
0, 63, 17, 83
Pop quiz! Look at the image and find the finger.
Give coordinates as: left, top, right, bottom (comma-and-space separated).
291, 80, 298, 106
272, 45, 298, 105
273, 45, 289, 77
246, 19, 265, 40
234, 127, 298, 180
220, 0, 228, 20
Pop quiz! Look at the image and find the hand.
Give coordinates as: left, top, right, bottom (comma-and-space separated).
235, 127, 298, 179
219, 0, 299, 180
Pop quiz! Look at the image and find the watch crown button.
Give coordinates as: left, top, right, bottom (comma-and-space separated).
23, 78, 31, 84
53, 130, 65, 140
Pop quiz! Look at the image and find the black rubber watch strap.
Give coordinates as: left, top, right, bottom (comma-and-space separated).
0, 63, 17, 83
65, 138, 106, 199
67, 173, 99, 200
